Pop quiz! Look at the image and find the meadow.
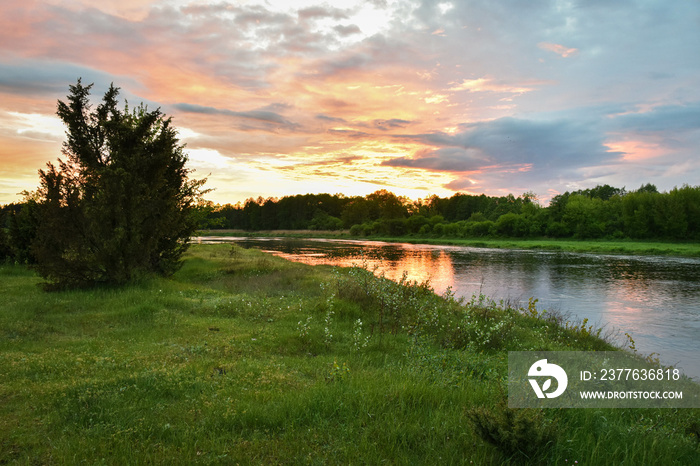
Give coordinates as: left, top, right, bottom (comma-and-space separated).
1, 244, 699, 464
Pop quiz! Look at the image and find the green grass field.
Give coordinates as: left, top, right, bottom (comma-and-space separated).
1, 244, 699, 464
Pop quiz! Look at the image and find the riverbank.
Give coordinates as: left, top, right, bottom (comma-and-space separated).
371, 236, 700, 257
199, 229, 700, 258
1, 244, 698, 464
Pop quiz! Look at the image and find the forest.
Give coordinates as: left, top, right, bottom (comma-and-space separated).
194, 183, 700, 240
2, 183, 699, 264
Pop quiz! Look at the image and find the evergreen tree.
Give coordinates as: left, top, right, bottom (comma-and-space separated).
32, 79, 206, 288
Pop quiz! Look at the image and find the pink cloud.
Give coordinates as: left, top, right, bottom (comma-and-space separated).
538, 42, 579, 58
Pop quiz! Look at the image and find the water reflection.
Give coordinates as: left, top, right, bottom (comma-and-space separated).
227, 238, 459, 293
197, 237, 700, 379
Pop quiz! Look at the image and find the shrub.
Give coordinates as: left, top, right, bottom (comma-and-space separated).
465, 220, 495, 237
467, 399, 557, 461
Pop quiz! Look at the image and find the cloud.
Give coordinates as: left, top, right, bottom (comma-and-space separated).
610, 103, 700, 134
334, 24, 362, 36
372, 118, 412, 130
0, 59, 138, 96
383, 147, 487, 172
2, 0, 700, 204
298, 6, 349, 21
278, 154, 363, 171
299, 33, 423, 81
174, 103, 299, 130
450, 117, 621, 168
448, 77, 535, 95
385, 116, 624, 192
315, 114, 347, 123
328, 128, 371, 139
538, 42, 578, 58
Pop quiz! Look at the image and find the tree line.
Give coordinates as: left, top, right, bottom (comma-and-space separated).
189, 183, 700, 240
4, 180, 699, 268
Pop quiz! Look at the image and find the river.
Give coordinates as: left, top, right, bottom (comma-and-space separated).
197, 236, 700, 380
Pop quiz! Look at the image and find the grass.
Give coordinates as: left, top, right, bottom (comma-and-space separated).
1, 244, 699, 464
199, 229, 350, 238
375, 237, 700, 258
199, 229, 700, 258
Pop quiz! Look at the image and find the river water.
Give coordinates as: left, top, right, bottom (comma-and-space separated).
197, 237, 700, 380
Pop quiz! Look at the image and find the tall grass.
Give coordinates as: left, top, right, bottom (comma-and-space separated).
0, 245, 698, 464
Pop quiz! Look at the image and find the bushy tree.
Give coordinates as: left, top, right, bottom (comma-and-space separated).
32, 79, 206, 288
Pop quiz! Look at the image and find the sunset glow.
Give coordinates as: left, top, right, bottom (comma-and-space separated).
1, 0, 699, 205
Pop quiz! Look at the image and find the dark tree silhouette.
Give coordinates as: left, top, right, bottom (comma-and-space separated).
32, 79, 206, 288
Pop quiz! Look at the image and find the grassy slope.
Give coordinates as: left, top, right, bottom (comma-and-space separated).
0, 245, 698, 464
199, 230, 700, 258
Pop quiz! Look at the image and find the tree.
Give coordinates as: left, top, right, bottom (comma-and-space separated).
563, 194, 607, 238
366, 189, 407, 219
32, 79, 206, 288
7, 196, 41, 263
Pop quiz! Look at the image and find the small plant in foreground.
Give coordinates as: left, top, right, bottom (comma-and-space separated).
467, 398, 557, 461
522, 297, 546, 319
297, 316, 312, 341
450, 306, 514, 351
565, 317, 602, 339
326, 359, 350, 382
323, 309, 334, 348
319, 279, 336, 348
351, 318, 370, 352
624, 331, 662, 365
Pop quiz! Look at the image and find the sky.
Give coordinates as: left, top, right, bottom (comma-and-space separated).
1, 0, 699, 206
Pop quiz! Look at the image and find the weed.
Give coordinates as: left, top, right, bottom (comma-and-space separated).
625, 332, 662, 365
351, 318, 371, 352
323, 309, 334, 348
522, 297, 545, 319
684, 417, 700, 443
228, 244, 241, 259
565, 317, 602, 339
467, 398, 557, 462
326, 359, 350, 382
297, 316, 312, 341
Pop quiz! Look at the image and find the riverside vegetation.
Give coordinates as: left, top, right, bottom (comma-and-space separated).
189, 183, 700, 258
188, 184, 700, 242
5, 185, 700, 266
2, 244, 699, 464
